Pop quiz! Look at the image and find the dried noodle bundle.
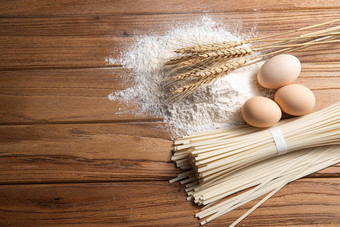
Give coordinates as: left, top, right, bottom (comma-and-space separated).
171, 102, 340, 225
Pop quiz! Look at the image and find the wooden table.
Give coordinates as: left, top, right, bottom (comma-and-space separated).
1, 1, 340, 226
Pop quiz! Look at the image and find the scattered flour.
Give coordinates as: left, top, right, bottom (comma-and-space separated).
108, 17, 271, 137
105, 58, 118, 65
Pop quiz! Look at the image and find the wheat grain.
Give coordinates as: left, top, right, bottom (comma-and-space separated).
175, 41, 246, 53
195, 58, 247, 78
177, 55, 206, 67
173, 59, 247, 94
198, 47, 254, 58
169, 47, 251, 81
169, 47, 253, 69
172, 66, 205, 81
165, 54, 197, 65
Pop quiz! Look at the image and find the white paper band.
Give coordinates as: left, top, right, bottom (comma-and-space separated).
269, 127, 287, 155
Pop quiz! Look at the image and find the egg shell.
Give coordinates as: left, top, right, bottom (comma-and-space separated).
274, 84, 315, 116
242, 96, 282, 128
257, 54, 301, 89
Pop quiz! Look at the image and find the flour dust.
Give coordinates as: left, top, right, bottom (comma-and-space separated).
107, 17, 271, 137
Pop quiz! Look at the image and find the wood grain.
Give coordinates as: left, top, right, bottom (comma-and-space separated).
1, 35, 336, 70
0, 123, 177, 184
1, 0, 340, 17
0, 36, 125, 70
0, 68, 156, 124
1, 66, 340, 124
1, 12, 340, 70
1, 11, 340, 37
0, 179, 339, 226
1, 0, 340, 226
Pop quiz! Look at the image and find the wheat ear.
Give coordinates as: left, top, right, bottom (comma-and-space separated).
165, 54, 198, 66
168, 56, 230, 81
170, 46, 253, 69
175, 41, 246, 53
198, 47, 254, 59
173, 59, 247, 94
172, 66, 208, 81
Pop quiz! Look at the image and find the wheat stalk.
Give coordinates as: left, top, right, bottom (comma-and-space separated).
164, 19, 340, 102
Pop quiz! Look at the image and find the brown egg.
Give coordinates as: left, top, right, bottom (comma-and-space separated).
242, 96, 282, 128
257, 54, 301, 89
274, 84, 315, 116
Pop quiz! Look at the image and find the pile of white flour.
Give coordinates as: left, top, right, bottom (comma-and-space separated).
108, 17, 270, 137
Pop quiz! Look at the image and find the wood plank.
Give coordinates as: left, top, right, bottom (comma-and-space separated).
298, 63, 340, 89
0, 1, 339, 226
0, 179, 339, 226
0, 68, 156, 123
1, 12, 340, 69
2, 36, 338, 70
0, 123, 339, 184
1, 0, 340, 17
1, 67, 339, 124
0, 36, 125, 70
0, 123, 176, 184
0, 67, 133, 90
0, 11, 340, 37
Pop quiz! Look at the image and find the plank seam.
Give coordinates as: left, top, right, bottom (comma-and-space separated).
0, 175, 339, 186
1, 7, 340, 19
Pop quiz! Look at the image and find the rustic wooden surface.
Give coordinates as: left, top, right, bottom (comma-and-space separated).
0, 1, 340, 226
